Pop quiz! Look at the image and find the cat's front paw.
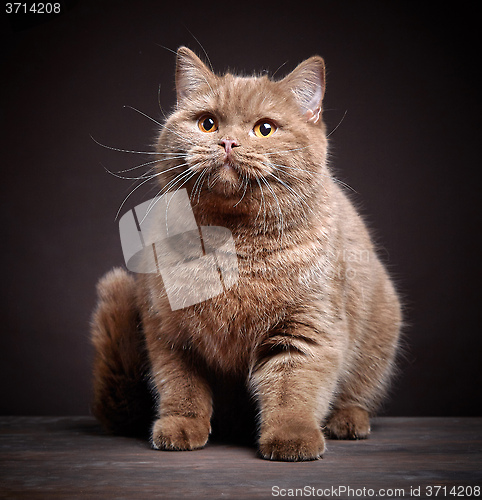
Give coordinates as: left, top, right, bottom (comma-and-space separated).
324, 406, 370, 440
151, 416, 210, 451
258, 421, 325, 461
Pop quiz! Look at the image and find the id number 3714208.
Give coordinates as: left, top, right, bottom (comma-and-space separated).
6, 2, 61, 14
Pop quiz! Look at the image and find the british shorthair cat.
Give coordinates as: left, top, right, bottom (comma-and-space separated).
91, 46, 402, 461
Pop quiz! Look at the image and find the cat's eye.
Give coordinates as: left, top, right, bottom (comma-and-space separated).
253, 121, 277, 138
198, 115, 218, 133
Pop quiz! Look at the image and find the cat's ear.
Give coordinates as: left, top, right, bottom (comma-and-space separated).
175, 46, 215, 103
280, 56, 325, 124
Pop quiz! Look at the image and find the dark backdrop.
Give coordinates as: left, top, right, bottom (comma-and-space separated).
1, 1, 480, 416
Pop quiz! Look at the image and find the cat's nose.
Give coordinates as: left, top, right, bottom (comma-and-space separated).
219, 138, 238, 155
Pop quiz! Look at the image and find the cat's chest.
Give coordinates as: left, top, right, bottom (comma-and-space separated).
147, 238, 322, 371
176, 263, 294, 371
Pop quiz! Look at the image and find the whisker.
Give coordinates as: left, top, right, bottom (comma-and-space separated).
152, 151, 188, 157
158, 84, 169, 122
263, 161, 316, 175
155, 43, 178, 56
164, 169, 200, 233
139, 167, 195, 226
123, 105, 198, 148
190, 170, 204, 204
233, 174, 250, 208
103, 164, 157, 181
271, 60, 288, 79
207, 170, 215, 190
254, 177, 267, 231
91, 135, 160, 155
115, 174, 155, 221
264, 145, 311, 155
114, 162, 190, 220
261, 177, 284, 245
190, 164, 209, 205
268, 172, 313, 215
115, 157, 180, 175
330, 177, 357, 193
184, 26, 215, 73
123, 105, 163, 127
196, 173, 208, 204
327, 109, 348, 138
266, 160, 357, 193
196, 167, 211, 204
93, 133, 186, 159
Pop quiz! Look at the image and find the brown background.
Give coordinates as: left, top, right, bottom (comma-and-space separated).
1, 1, 480, 416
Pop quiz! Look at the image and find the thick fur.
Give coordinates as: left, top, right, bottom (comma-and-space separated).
91, 268, 154, 436
91, 47, 402, 461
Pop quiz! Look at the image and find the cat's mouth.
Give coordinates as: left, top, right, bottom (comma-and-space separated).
208, 160, 242, 197
186, 148, 270, 200
218, 161, 239, 182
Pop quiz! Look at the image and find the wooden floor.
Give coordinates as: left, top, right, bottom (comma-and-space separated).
1, 417, 481, 499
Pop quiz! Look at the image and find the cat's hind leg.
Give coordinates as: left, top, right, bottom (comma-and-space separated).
323, 336, 398, 441
325, 286, 401, 440
91, 268, 154, 435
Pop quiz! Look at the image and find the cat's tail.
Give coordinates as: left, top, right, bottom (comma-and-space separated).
90, 267, 155, 436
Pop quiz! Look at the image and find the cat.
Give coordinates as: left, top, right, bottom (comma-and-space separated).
91, 46, 402, 461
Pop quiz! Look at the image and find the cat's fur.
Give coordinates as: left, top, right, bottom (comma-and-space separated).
91, 47, 402, 461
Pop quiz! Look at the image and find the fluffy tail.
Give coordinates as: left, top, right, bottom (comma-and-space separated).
90, 268, 155, 436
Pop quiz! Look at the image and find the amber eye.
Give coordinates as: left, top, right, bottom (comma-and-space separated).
253, 121, 276, 138
198, 115, 218, 133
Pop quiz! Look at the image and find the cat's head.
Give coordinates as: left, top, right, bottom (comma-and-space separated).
156, 47, 329, 223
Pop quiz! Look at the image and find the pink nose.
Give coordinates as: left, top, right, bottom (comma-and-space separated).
220, 138, 238, 155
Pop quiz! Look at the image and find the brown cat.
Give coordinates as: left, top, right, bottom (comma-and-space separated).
91, 47, 402, 461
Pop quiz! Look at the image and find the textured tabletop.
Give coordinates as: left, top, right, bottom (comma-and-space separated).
1, 417, 481, 499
